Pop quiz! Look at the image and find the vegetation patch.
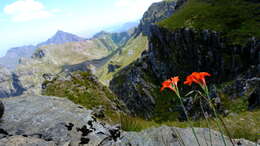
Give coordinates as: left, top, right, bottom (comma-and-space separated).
159, 0, 260, 45
43, 71, 122, 122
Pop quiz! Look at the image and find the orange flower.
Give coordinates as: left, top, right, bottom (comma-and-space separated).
160, 76, 179, 93
184, 72, 211, 87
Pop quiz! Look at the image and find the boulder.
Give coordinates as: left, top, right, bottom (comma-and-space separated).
0, 95, 119, 145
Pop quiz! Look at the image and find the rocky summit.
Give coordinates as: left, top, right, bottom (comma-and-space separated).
0, 95, 256, 146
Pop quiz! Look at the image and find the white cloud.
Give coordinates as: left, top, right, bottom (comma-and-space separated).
114, 0, 162, 21
4, 0, 53, 22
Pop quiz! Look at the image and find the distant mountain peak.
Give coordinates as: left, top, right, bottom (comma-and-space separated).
37, 30, 85, 47
56, 30, 65, 33
54, 30, 71, 36
92, 31, 110, 38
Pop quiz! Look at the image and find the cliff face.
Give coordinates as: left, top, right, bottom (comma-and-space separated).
110, 25, 260, 119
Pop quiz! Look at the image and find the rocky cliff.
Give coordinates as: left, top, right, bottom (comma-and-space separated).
110, 25, 260, 119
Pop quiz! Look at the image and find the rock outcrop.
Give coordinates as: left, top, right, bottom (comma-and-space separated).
136, 1, 177, 36
110, 26, 260, 119
0, 95, 257, 146
0, 95, 121, 145
0, 67, 26, 98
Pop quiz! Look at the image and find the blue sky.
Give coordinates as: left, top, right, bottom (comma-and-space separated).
0, 0, 161, 56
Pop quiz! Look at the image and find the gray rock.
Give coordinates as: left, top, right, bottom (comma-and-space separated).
105, 126, 257, 146
0, 95, 117, 145
0, 136, 56, 146
0, 95, 257, 146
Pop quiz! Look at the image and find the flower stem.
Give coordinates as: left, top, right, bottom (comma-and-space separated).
176, 87, 201, 146
203, 88, 227, 146
200, 100, 212, 146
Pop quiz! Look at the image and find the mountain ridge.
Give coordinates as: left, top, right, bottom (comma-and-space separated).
0, 30, 86, 69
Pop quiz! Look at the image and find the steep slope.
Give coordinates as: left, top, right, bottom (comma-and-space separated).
0, 30, 85, 69
109, 0, 260, 120
95, 0, 177, 85
92, 30, 133, 50
96, 34, 148, 85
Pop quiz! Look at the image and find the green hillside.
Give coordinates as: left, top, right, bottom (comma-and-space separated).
159, 0, 260, 45
97, 34, 148, 85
